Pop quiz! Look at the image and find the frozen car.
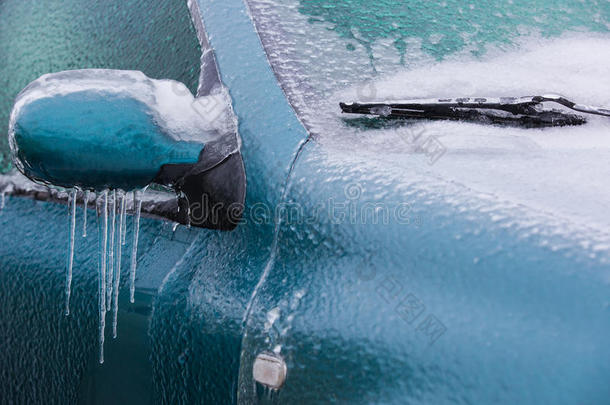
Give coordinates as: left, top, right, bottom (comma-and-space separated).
0, 0, 609, 403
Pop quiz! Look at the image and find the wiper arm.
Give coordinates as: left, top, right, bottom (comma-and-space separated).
532, 94, 610, 118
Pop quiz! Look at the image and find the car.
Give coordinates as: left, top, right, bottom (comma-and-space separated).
0, 0, 609, 403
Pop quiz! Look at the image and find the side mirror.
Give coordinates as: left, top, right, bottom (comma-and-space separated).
9, 69, 245, 230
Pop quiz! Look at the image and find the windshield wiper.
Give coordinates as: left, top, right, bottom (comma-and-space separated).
340, 95, 610, 127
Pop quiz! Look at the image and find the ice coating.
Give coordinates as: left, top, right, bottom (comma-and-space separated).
7, 69, 235, 191
0, 0, 242, 373
245, 0, 610, 241
329, 35, 610, 238
10, 69, 234, 142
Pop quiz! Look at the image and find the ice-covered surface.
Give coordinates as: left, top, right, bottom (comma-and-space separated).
0, 0, 202, 174
0, 9, 240, 366
0, 0, 227, 401
3, 42, 239, 368
232, 2, 610, 403
0, 192, 198, 403
9, 69, 227, 145
246, 0, 610, 247
8, 69, 236, 191
0, 170, 185, 224
247, 0, 610, 95
330, 35, 610, 243
0, 0, 608, 401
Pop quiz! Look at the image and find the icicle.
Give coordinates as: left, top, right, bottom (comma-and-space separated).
106, 191, 116, 310
187, 204, 191, 229
97, 191, 108, 364
185, 193, 192, 229
112, 191, 126, 338
118, 190, 126, 253
64, 189, 77, 316
129, 190, 143, 303
101, 191, 108, 313
82, 190, 90, 237
120, 193, 127, 246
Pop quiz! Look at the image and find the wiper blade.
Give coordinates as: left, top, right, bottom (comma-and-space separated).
340, 95, 610, 127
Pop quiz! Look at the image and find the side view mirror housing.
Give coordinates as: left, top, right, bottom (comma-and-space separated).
9, 69, 245, 230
